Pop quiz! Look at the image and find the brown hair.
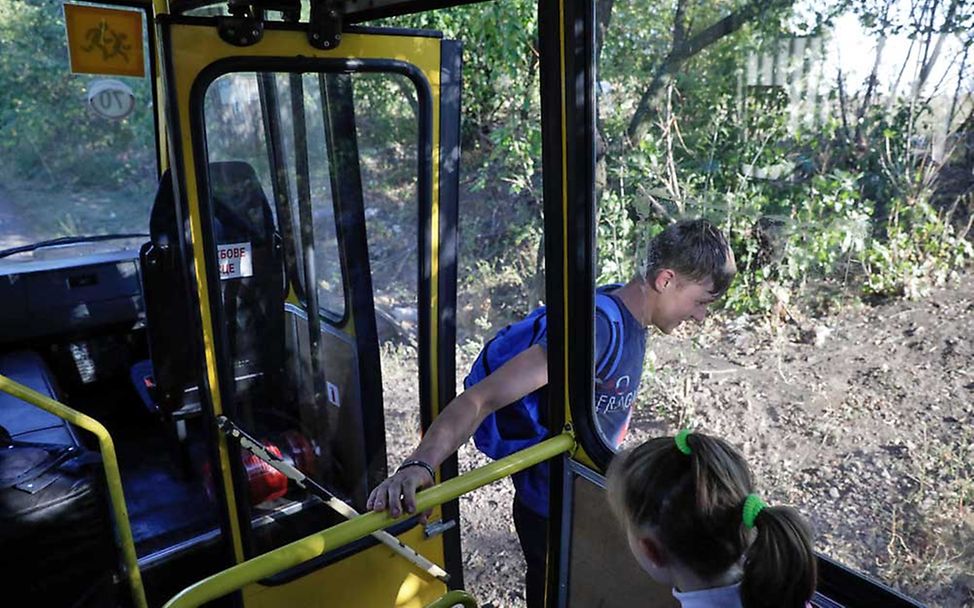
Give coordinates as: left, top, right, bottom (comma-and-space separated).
607, 432, 816, 608
641, 219, 737, 295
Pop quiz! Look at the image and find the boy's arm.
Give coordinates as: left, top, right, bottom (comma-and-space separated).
366, 343, 548, 518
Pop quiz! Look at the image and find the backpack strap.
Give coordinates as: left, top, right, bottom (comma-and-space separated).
480, 310, 548, 376
594, 293, 627, 382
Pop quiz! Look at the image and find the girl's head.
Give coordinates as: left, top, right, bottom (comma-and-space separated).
607, 431, 816, 608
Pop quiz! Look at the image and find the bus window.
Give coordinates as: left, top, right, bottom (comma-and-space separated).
349, 72, 421, 468
593, 1, 971, 605
204, 72, 345, 318
0, 1, 157, 260
199, 65, 433, 557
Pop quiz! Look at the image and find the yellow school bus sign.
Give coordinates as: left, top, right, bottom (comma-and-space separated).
64, 4, 144, 77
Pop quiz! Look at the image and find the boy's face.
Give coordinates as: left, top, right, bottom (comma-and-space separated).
652, 272, 716, 334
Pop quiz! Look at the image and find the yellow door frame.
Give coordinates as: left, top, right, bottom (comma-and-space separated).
160, 18, 451, 606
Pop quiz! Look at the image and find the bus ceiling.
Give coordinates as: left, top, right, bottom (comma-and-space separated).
161, 0, 490, 22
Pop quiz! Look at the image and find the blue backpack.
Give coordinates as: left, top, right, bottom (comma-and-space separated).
468, 286, 629, 461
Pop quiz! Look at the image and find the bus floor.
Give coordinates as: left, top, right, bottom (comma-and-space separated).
72, 378, 218, 559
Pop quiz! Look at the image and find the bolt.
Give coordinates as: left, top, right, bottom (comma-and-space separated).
312, 33, 320, 40
252, 29, 259, 37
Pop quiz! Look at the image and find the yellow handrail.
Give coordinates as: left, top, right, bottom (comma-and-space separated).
164, 432, 576, 608
0, 373, 148, 608
424, 590, 478, 608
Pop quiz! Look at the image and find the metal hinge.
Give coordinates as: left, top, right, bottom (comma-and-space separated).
308, 0, 342, 50
218, 1, 264, 47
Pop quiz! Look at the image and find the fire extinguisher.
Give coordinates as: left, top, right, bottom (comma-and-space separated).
203, 430, 315, 506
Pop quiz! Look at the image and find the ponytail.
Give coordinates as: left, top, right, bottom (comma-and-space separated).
741, 505, 817, 608
609, 431, 817, 608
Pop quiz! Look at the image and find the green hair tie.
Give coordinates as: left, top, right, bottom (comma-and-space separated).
742, 494, 766, 529
674, 429, 692, 455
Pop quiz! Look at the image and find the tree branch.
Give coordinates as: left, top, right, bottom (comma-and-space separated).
855, 0, 894, 142
595, 0, 615, 62
673, 0, 688, 48
625, 0, 795, 144
915, 0, 959, 95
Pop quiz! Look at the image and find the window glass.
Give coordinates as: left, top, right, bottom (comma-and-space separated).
350, 72, 421, 470
0, 2, 156, 262
201, 67, 427, 556
204, 72, 345, 317
596, 2, 972, 604
203, 70, 352, 554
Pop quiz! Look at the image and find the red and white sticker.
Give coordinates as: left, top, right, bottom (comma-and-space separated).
217, 242, 253, 280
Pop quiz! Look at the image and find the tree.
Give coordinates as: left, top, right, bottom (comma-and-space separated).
621, 0, 796, 146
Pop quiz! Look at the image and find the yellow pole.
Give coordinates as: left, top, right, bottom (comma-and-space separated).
164, 433, 576, 608
151, 0, 169, 172
424, 590, 478, 608
0, 374, 148, 608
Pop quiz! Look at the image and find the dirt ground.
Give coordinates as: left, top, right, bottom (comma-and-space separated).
623, 272, 974, 608
383, 271, 973, 608
0, 185, 31, 252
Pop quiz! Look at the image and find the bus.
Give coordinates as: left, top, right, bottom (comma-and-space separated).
0, 0, 946, 606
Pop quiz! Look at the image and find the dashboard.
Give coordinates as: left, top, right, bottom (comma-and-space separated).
0, 249, 143, 343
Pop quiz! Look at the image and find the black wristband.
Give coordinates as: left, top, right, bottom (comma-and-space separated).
397, 459, 435, 482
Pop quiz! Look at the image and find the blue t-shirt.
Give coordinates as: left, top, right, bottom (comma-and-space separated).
466, 286, 647, 517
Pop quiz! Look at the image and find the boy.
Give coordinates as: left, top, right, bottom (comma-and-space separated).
367, 218, 736, 606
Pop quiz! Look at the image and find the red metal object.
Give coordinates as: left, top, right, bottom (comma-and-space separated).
242, 443, 288, 505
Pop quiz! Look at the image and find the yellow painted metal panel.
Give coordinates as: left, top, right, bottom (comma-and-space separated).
241, 527, 446, 608
150, 1, 169, 172
64, 4, 145, 76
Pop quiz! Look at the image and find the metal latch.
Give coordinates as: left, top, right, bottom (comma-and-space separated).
424, 518, 458, 539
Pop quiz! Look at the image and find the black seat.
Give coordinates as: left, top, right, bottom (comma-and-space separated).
209, 161, 286, 393
0, 351, 78, 446
137, 169, 197, 411
135, 161, 286, 415
0, 351, 116, 607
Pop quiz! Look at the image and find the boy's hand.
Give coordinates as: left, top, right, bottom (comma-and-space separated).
367, 465, 435, 521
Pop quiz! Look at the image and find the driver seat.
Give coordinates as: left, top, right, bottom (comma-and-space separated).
133, 161, 286, 418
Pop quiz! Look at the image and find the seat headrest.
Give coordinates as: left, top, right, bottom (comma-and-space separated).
148, 162, 276, 246
208, 161, 276, 245
149, 169, 177, 245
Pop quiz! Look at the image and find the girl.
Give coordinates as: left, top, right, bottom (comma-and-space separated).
607, 430, 816, 608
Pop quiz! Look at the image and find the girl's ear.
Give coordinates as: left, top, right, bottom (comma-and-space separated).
636, 535, 666, 568
653, 268, 675, 292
